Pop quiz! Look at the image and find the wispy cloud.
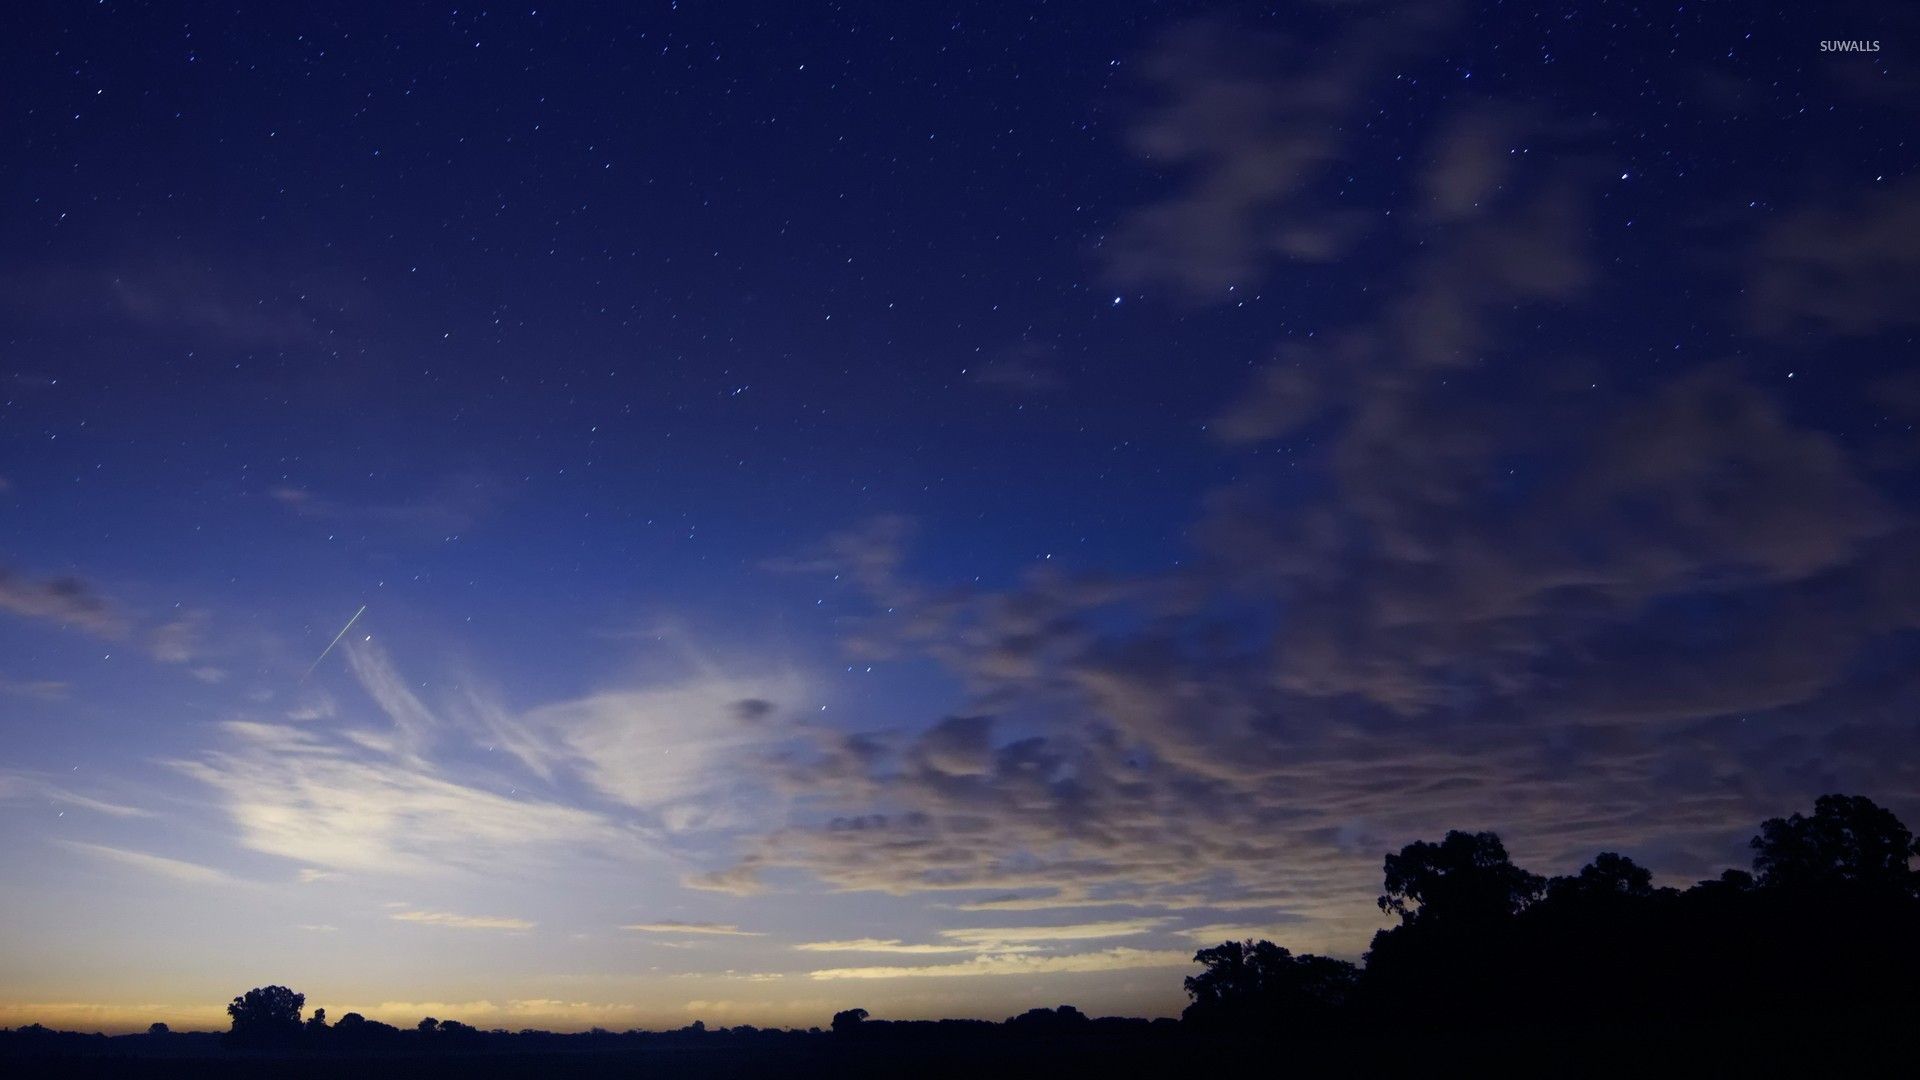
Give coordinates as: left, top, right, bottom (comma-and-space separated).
338, 999, 647, 1030
270, 473, 498, 537
0, 566, 127, 637
1751, 176, 1920, 337
938, 920, 1164, 946
0, 1002, 229, 1033
682, 863, 767, 897
52, 841, 239, 886
621, 921, 763, 937
949, 893, 1170, 912
806, 947, 1191, 981
390, 910, 534, 931
794, 920, 1162, 956
149, 610, 209, 664
42, 790, 156, 819
170, 717, 626, 876
515, 671, 806, 824
0, 675, 69, 700
690, 13, 1920, 957
793, 938, 1030, 955
0, 773, 154, 818
342, 641, 439, 760
1176, 923, 1304, 944
105, 263, 329, 348
176, 641, 810, 893
1105, 9, 1457, 300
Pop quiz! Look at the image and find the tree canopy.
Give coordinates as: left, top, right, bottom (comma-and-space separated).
225, 985, 305, 1046
1751, 793, 1920, 893
1377, 829, 1544, 926
1186, 792, 1918, 1048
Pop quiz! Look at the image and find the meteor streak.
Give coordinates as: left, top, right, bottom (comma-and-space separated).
302, 604, 366, 681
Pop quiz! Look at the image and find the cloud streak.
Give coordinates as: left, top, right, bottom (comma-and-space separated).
622, 921, 764, 937
806, 948, 1191, 981
52, 841, 240, 886
390, 910, 535, 931
0, 773, 154, 818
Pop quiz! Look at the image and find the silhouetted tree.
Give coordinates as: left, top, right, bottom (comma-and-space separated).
1544, 851, 1660, 905
305, 1008, 328, 1033
1378, 830, 1544, 926
329, 1011, 401, 1044
145, 1022, 169, 1036
1006, 1005, 1090, 1031
1692, 867, 1755, 894
418, 1017, 439, 1033
1751, 794, 1920, 893
225, 985, 304, 1046
1182, 940, 1357, 1030
831, 1008, 869, 1033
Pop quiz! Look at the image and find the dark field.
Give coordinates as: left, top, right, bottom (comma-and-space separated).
2, 1024, 1905, 1080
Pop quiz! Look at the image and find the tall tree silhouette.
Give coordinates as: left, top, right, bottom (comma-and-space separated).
225, 985, 304, 1046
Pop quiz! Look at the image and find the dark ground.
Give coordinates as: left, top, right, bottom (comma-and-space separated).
2, 1023, 1906, 1079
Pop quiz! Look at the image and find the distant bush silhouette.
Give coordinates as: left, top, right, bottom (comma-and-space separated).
1004, 1005, 1090, 1032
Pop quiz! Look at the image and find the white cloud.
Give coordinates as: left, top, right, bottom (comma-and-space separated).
518, 671, 804, 818
171, 718, 626, 875
937, 919, 1164, 946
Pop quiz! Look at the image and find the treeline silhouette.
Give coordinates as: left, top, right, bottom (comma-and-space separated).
1181, 792, 1920, 1049
5, 794, 1916, 1076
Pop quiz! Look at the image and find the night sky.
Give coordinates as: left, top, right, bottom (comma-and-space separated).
3, 0, 1917, 1032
